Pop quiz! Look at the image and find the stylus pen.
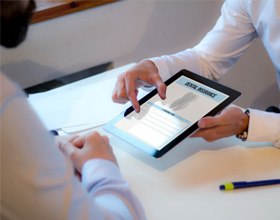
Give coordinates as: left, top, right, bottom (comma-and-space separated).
219, 179, 280, 191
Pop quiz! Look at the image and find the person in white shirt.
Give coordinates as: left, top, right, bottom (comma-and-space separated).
112, 0, 280, 148
0, 1, 146, 219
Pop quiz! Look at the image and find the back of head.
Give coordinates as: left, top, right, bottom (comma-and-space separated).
0, 0, 36, 48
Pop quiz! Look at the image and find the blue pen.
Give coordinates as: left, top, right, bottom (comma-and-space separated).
50, 129, 59, 136
219, 179, 280, 191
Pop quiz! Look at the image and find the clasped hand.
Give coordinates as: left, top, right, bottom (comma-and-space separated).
57, 132, 117, 174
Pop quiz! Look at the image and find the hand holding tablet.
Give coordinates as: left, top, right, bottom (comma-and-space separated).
105, 69, 241, 158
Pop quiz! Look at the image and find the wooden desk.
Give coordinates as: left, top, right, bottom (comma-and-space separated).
32, 0, 118, 23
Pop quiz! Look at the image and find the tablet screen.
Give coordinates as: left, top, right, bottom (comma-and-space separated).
104, 69, 241, 158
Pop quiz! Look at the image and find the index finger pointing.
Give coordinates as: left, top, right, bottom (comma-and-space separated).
125, 76, 140, 112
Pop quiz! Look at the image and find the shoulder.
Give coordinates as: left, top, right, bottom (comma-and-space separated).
225, 0, 273, 16
0, 72, 24, 110
222, 0, 269, 24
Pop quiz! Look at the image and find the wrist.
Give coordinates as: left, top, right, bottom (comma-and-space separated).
236, 109, 250, 141
141, 59, 158, 73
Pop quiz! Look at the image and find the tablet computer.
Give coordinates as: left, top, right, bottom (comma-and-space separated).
104, 69, 241, 158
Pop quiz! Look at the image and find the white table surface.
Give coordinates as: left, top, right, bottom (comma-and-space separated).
99, 127, 280, 220
33, 64, 280, 220
89, 64, 280, 220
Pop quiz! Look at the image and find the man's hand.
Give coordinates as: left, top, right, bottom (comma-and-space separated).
58, 132, 117, 173
192, 107, 249, 142
112, 60, 167, 112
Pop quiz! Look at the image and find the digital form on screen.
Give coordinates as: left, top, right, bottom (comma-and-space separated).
115, 75, 229, 150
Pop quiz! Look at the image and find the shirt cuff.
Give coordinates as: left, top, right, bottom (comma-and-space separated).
148, 57, 172, 82
247, 109, 280, 148
81, 159, 122, 191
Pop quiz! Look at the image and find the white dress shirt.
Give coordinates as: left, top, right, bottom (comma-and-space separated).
0, 73, 146, 220
150, 0, 280, 147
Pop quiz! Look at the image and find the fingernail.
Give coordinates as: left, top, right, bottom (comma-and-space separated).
198, 120, 205, 128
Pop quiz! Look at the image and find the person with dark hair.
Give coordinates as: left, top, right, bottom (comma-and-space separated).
0, 1, 146, 219
112, 0, 280, 147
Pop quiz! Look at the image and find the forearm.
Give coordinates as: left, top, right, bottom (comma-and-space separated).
150, 48, 228, 81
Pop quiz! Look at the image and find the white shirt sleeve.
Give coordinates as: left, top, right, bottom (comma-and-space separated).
0, 74, 146, 220
247, 109, 280, 148
81, 159, 146, 220
150, 0, 257, 81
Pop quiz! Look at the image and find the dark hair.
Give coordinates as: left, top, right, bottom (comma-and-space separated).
0, 0, 36, 48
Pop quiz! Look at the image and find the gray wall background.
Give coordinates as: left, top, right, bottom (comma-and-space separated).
1, 0, 279, 110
